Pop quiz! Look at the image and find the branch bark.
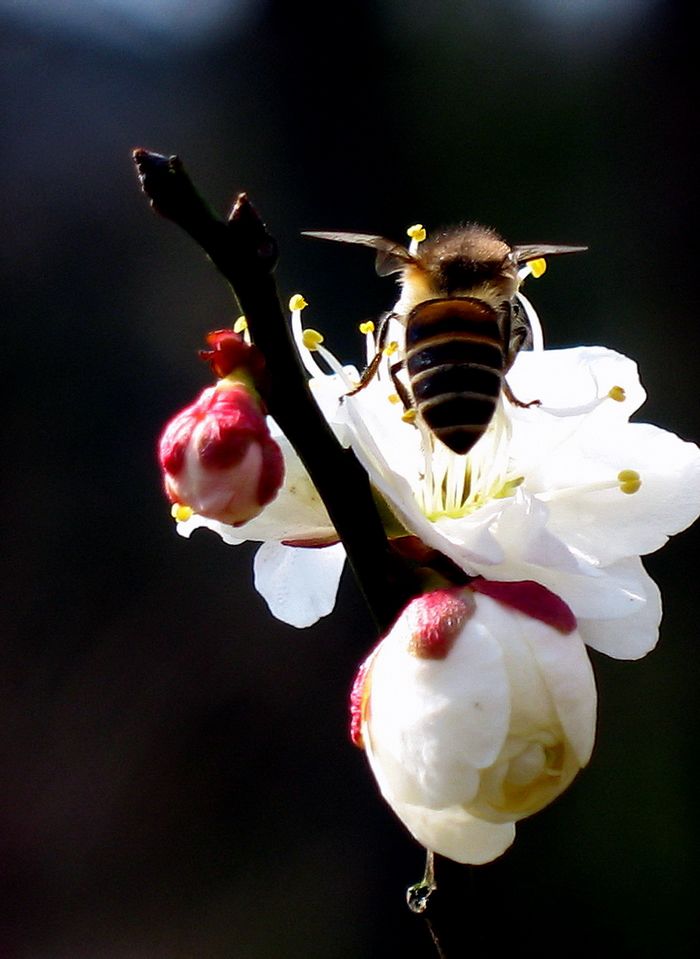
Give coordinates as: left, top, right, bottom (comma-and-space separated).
133, 149, 419, 633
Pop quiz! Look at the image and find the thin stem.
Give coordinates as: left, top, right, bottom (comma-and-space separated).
406, 850, 437, 914
133, 149, 419, 633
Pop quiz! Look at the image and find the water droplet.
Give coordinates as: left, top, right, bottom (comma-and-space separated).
406, 878, 436, 914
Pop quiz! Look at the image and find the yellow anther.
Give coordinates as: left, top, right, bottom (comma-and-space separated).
289, 293, 308, 312
618, 469, 639, 482
384, 340, 399, 357
407, 224, 427, 243
302, 328, 324, 351
402, 409, 418, 424
608, 385, 626, 403
618, 469, 641, 494
233, 315, 247, 333
528, 258, 547, 279
359, 321, 375, 335
171, 503, 194, 522
388, 393, 401, 405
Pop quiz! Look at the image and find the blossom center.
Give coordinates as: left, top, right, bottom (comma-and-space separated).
418, 399, 522, 520
286, 267, 640, 538
473, 733, 571, 820
499, 739, 566, 810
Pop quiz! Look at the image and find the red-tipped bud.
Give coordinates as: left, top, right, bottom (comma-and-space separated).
158, 381, 284, 526
199, 330, 266, 382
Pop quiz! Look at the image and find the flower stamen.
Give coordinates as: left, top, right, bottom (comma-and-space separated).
608, 385, 626, 402
315, 343, 358, 389
290, 293, 325, 378
618, 469, 641, 494
417, 401, 523, 520
290, 294, 356, 389
233, 315, 251, 344
358, 321, 376, 366
529, 258, 547, 279
538, 469, 642, 502
407, 223, 426, 255
289, 294, 308, 312
537, 384, 628, 418
171, 503, 193, 521
302, 328, 324, 351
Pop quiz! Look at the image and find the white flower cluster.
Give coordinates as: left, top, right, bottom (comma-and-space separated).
173, 250, 700, 863
180, 307, 699, 655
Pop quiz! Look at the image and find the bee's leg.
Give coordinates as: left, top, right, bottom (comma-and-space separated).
502, 301, 539, 408
503, 379, 541, 409
347, 312, 394, 396
347, 351, 383, 395
389, 359, 413, 411
508, 299, 533, 354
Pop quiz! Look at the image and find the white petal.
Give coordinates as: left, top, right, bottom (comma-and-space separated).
177, 513, 245, 545
576, 557, 662, 660
489, 493, 584, 573
253, 542, 346, 628
524, 623, 597, 765
543, 424, 700, 565
508, 346, 646, 419
391, 800, 516, 864
468, 528, 653, 624
430, 502, 506, 567
364, 605, 511, 810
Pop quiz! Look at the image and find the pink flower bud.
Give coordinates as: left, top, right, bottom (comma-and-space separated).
159, 381, 284, 527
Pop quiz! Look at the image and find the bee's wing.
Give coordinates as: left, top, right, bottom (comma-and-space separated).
512, 243, 588, 264
302, 230, 416, 276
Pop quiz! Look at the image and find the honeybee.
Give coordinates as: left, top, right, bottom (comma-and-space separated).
304, 224, 586, 454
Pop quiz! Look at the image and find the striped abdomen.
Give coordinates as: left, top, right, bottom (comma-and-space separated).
404, 297, 507, 455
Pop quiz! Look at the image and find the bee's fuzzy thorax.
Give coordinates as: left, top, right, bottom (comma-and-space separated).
419, 224, 511, 267
413, 224, 517, 303
395, 265, 435, 315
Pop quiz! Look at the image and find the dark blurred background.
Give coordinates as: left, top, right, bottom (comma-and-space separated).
1, 1, 697, 955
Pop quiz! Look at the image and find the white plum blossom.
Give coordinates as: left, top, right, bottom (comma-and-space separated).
176, 265, 700, 658
340, 334, 700, 660
351, 587, 597, 864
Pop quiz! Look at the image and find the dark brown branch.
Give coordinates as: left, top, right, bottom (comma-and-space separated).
133, 149, 419, 633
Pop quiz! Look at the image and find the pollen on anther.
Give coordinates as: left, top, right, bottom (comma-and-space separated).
302, 328, 324, 351
359, 321, 375, 335
384, 341, 399, 357
608, 385, 626, 402
529, 258, 547, 279
289, 293, 308, 312
407, 224, 426, 243
171, 503, 194, 522
402, 409, 417, 423
233, 316, 248, 333
618, 469, 641, 494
